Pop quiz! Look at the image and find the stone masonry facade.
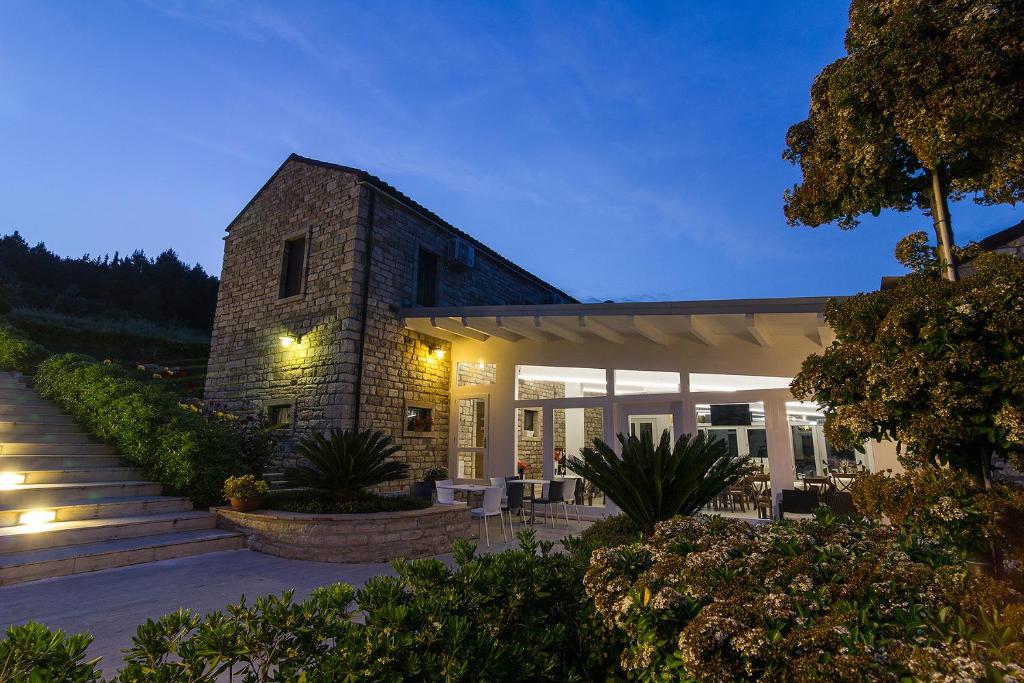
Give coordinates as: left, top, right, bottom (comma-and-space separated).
205, 154, 572, 489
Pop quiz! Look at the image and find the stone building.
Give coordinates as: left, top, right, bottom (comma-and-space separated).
204, 154, 573, 484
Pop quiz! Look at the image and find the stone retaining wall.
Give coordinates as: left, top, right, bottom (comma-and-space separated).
215, 504, 473, 563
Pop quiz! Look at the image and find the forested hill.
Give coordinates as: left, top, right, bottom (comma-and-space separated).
0, 231, 219, 330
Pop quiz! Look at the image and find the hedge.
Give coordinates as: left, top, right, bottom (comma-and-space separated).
34, 354, 273, 508
0, 323, 50, 374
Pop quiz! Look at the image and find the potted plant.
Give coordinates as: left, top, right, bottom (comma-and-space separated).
223, 474, 270, 512
411, 466, 449, 502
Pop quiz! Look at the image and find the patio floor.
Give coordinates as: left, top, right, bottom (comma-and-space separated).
0, 515, 591, 677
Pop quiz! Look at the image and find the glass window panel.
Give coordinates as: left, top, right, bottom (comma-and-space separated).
457, 362, 496, 386
456, 398, 486, 448
515, 407, 543, 478
456, 451, 484, 479
556, 406, 606, 507
516, 365, 606, 399
614, 369, 680, 395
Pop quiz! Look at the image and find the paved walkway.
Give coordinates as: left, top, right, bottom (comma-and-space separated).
0, 517, 590, 677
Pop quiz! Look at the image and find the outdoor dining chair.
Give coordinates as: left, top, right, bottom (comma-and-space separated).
502, 480, 526, 528
470, 486, 507, 546
435, 481, 464, 506
534, 479, 570, 527
559, 477, 581, 522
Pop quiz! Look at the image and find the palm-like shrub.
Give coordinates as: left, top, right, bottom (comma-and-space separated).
567, 431, 751, 534
285, 429, 408, 502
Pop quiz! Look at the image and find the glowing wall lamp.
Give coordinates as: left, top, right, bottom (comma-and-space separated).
428, 345, 445, 360
19, 509, 56, 526
0, 472, 26, 490
279, 334, 300, 348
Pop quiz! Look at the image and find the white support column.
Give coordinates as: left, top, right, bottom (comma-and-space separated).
764, 397, 795, 518
604, 402, 621, 514
542, 406, 555, 481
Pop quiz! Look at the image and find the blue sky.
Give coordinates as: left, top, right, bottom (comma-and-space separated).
2, 1, 1021, 302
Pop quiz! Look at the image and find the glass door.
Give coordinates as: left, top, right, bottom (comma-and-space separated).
455, 395, 488, 480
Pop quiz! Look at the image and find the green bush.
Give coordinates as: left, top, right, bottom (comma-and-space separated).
265, 489, 431, 514
585, 512, 1024, 681
34, 354, 274, 507
0, 323, 50, 373
577, 514, 644, 549
285, 428, 408, 502
1, 532, 624, 681
0, 621, 101, 682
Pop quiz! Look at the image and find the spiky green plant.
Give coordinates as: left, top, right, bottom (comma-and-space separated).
285, 429, 408, 502
567, 431, 751, 534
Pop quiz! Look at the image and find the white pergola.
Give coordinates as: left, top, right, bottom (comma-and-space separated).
399, 297, 888, 519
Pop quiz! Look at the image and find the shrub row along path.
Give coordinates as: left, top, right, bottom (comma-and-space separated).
0, 372, 243, 585
0, 519, 588, 677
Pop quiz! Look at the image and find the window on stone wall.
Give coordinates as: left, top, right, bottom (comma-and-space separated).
416, 248, 440, 306
268, 403, 293, 430
457, 362, 496, 386
405, 404, 434, 434
279, 235, 307, 298
522, 408, 539, 436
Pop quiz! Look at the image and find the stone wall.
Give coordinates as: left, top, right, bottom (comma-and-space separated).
206, 156, 570, 486
515, 380, 565, 476
216, 505, 473, 563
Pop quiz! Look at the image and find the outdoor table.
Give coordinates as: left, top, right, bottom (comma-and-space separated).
437, 483, 487, 506
506, 479, 547, 524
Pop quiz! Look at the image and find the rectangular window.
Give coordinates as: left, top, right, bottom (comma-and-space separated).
279, 236, 307, 298
416, 248, 439, 306
268, 404, 293, 429
457, 362, 496, 386
516, 365, 607, 399
614, 369, 681, 395
405, 405, 434, 434
522, 408, 539, 435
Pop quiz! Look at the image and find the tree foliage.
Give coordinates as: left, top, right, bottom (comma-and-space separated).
567, 430, 751, 534
791, 251, 1024, 484
0, 231, 219, 330
783, 0, 1024, 276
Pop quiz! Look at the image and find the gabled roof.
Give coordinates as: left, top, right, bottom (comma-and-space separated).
226, 153, 576, 303
977, 218, 1024, 251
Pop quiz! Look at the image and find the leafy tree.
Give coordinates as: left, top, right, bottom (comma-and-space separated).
791, 250, 1024, 487
567, 431, 751, 534
783, 0, 1024, 281
285, 429, 408, 502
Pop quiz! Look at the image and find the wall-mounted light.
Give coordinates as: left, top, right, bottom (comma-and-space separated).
428, 344, 445, 360
0, 472, 25, 490
279, 335, 299, 348
18, 509, 56, 526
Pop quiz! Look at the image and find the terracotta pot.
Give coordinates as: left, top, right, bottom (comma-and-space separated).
230, 497, 264, 512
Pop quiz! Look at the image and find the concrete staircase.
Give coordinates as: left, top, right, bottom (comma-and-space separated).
0, 373, 244, 585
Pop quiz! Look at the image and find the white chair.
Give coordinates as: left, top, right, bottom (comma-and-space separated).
436, 481, 464, 506
489, 477, 508, 504
560, 477, 581, 522
470, 486, 507, 546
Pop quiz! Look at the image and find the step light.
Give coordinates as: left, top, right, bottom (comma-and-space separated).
18, 509, 56, 526
0, 472, 26, 489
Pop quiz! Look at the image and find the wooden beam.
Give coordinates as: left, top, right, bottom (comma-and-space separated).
462, 317, 523, 342
496, 316, 551, 342
403, 317, 457, 342
430, 317, 489, 342
578, 315, 625, 343
746, 314, 772, 347
680, 315, 716, 346
535, 316, 585, 343
632, 315, 671, 345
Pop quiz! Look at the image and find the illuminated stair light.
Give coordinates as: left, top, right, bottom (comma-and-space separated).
0, 472, 26, 489
18, 509, 56, 526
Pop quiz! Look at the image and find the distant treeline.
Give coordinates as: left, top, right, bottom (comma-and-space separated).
0, 231, 219, 330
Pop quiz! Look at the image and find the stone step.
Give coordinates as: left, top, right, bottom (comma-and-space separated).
0, 395, 61, 407
0, 405, 75, 420
16, 468, 144, 485
0, 388, 44, 400
0, 511, 217, 554
0, 443, 116, 455
0, 481, 163, 509
0, 420, 84, 434
0, 529, 245, 585
0, 495, 193, 528
0, 454, 123, 470
0, 432, 98, 445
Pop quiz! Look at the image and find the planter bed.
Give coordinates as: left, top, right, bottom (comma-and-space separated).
215, 504, 473, 563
